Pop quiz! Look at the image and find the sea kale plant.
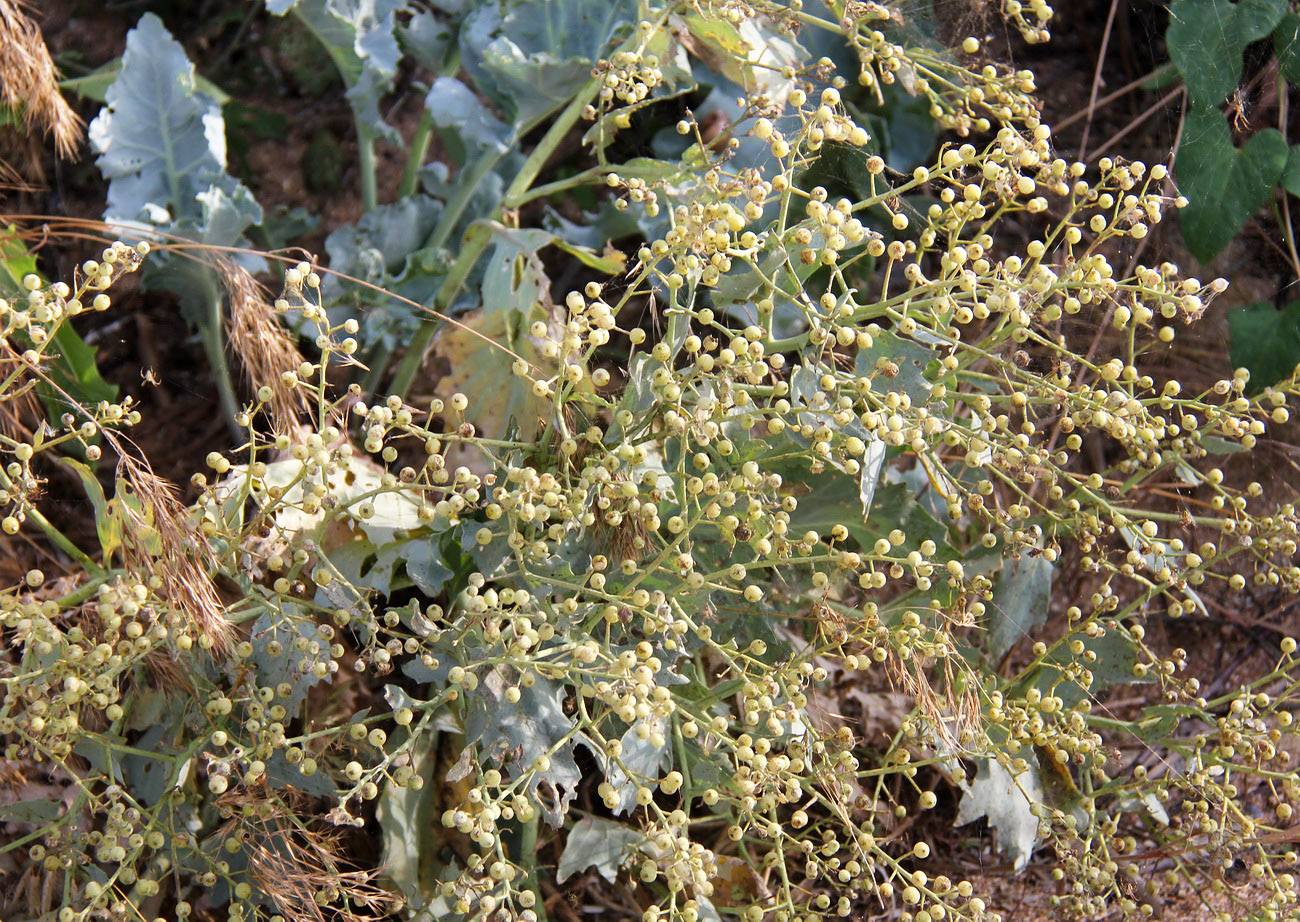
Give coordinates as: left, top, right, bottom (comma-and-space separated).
3, 1, 1300, 922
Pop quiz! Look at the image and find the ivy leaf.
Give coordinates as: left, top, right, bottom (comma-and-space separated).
1227, 300, 1300, 391
557, 817, 647, 883
954, 753, 1045, 872
1275, 13, 1300, 83
1167, 0, 1287, 107
1175, 107, 1287, 261
988, 553, 1054, 662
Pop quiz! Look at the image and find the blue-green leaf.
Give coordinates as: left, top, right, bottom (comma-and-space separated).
988, 554, 1054, 662
89, 14, 259, 235
460, 0, 637, 127
558, 817, 647, 883
426, 76, 514, 163
268, 0, 406, 143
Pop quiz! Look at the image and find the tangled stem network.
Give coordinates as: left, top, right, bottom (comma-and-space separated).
3, 2, 1300, 922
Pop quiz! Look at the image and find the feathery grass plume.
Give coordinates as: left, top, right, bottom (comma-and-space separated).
115, 453, 233, 655
220, 259, 310, 435
0, 0, 83, 160
215, 791, 400, 922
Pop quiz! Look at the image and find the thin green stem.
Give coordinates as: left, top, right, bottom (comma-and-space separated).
388, 222, 495, 399
399, 109, 435, 200
201, 291, 242, 438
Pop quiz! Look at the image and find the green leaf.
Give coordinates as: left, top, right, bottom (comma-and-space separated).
557, 817, 647, 883
1175, 108, 1287, 261
377, 731, 439, 909
1283, 143, 1300, 199
1275, 12, 1300, 83
988, 554, 1054, 663
60, 457, 122, 560
0, 798, 63, 824
1228, 299, 1300, 390
1167, 0, 1287, 107
0, 228, 118, 419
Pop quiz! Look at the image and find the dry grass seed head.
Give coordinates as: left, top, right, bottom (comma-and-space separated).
220, 259, 310, 436
0, 0, 83, 160
216, 790, 399, 922
116, 453, 233, 654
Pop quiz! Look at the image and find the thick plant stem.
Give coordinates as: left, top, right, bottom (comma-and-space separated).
358, 128, 378, 213
425, 145, 510, 253
398, 108, 435, 200
202, 292, 243, 439
504, 83, 599, 209
399, 49, 463, 200
517, 813, 549, 922
384, 54, 616, 399
387, 222, 494, 400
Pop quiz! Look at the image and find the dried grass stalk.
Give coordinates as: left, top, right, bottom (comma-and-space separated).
216, 791, 399, 922
0, 338, 40, 441
0, 0, 83, 159
220, 259, 310, 435
116, 454, 233, 655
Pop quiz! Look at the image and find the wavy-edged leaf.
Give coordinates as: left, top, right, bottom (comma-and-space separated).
425, 76, 514, 163
465, 671, 581, 825
89, 13, 259, 235
268, 0, 405, 142
955, 753, 1045, 872
603, 716, 670, 816
988, 553, 1054, 662
558, 817, 647, 883
460, 0, 637, 127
